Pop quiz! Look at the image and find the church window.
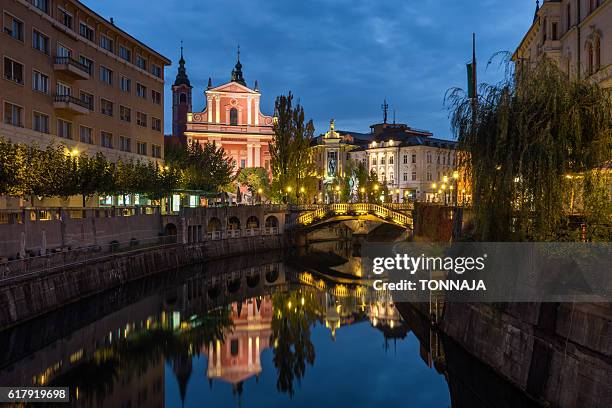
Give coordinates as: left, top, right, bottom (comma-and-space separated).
587, 42, 594, 75
230, 108, 238, 125
180, 93, 186, 104
594, 36, 601, 71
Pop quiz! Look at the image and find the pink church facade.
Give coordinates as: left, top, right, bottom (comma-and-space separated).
183, 54, 275, 173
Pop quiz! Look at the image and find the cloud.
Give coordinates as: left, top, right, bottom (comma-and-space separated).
82, 0, 533, 140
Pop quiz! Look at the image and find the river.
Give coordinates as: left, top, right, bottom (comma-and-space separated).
0, 238, 540, 408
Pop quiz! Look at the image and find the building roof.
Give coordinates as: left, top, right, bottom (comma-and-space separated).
173, 45, 191, 87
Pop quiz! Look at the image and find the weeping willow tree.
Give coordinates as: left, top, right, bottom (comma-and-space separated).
446, 57, 611, 241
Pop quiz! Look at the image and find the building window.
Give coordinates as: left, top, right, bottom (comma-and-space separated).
427, 172, 432, 181
594, 36, 601, 71
389, 156, 394, 165
381, 156, 385, 165
587, 42, 594, 75
4, 102, 23, 127
411, 154, 416, 163
4, 13, 24, 41
101, 131, 113, 149
240, 159, 246, 168
426, 152, 432, 164
372, 157, 377, 166
56, 82, 71, 96
79, 22, 94, 41
4, 57, 24, 84
137, 141, 147, 155
136, 55, 147, 70
230, 107, 238, 125
551, 22, 558, 41
152, 144, 162, 158
32, 30, 50, 54
120, 136, 131, 152
57, 43, 71, 58
79, 56, 93, 75
411, 171, 417, 181
58, 8, 73, 30
136, 112, 147, 127
33, 111, 49, 133
151, 64, 162, 78
100, 35, 113, 52
101, 99, 113, 116
80, 126, 93, 144
32, 71, 49, 93
100, 66, 113, 85
57, 118, 72, 139
152, 117, 161, 132
119, 46, 131, 62
151, 90, 161, 105
403, 154, 408, 164
136, 83, 147, 98
403, 172, 408, 182
179, 93, 187, 103
80, 91, 93, 110
120, 76, 131, 92
120, 105, 131, 122
31, 0, 50, 14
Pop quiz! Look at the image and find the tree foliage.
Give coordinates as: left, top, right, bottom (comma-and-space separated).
446, 57, 611, 241
269, 92, 316, 203
165, 140, 234, 192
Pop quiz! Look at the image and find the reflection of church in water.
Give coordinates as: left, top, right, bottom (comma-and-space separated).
204, 296, 273, 392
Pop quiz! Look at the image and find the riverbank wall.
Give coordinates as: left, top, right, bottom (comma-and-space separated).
0, 234, 287, 331
401, 301, 611, 407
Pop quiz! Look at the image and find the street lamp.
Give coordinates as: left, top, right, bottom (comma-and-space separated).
360, 187, 365, 203
395, 188, 400, 203
257, 187, 263, 204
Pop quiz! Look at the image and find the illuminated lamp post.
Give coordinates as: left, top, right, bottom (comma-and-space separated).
431, 183, 437, 203
360, 187, 366, 203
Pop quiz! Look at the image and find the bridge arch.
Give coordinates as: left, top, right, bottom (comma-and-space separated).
265, 215, 279, 228
294, 203, 413, 230
227, 216, 241, 230
246, 216, 259, 229
207, 217, 222, 232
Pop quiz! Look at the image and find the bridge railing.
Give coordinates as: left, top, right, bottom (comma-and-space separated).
293, 203, 413, 228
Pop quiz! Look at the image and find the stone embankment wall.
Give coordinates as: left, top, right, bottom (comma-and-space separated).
440, 302, 611, 407
0, 234, 285, 331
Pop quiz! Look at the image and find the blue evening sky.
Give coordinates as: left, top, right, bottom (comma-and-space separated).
84, 0, 536, 140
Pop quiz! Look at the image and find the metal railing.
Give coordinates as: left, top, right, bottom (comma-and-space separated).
295, 203, 413, 228
53, 94, 92, 110
54, 56, 92, 75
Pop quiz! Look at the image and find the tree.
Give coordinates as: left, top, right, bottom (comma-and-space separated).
165, 140, 234, 192
269, 92, 316, 203
236, 167, 270, 201
446, 56, 611, 241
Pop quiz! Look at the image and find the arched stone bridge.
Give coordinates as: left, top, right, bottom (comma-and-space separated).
291, 203, 413, 230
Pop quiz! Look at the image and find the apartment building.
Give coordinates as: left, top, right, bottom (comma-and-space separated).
513, 0, 610, 88
1, 0, 171, 164
362, 123, 458, 203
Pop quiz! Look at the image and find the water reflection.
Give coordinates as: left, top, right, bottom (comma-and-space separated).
0, 243, 537, 407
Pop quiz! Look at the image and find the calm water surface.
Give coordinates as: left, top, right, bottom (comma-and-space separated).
0, 239, 535, 407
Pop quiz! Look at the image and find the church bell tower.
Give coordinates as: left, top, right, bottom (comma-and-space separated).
172, 43, 192, 143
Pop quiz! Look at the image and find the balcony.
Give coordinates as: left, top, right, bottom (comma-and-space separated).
53, 57, 91, 80
53, 94, 91, 115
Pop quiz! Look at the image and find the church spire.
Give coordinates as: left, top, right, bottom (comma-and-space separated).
231, 45, 246, 86
174, 41, 191, 87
